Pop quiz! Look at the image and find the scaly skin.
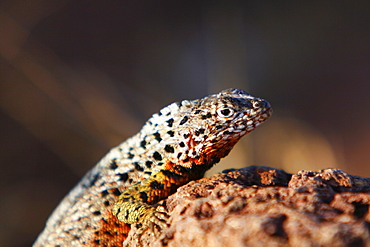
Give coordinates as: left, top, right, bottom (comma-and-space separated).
34, 89, 272, 246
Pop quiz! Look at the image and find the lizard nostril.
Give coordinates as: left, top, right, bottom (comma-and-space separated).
254, 100, 271, 110
253, 101, 261, 108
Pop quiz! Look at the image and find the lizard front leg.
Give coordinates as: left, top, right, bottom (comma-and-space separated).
112, 169, 191, 229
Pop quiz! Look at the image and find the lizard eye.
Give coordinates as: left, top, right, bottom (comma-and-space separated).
217, 107, 234, 118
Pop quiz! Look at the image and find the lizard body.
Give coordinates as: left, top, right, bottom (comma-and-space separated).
34, 88, 272, 246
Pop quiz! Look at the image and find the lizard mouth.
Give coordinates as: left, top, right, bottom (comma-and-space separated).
233, 107, 272, 134
259, 107, 273, 121
253, 101, 272, 122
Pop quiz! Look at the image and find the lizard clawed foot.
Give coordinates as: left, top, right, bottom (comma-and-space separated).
113, 200, 169, 231
144, 210, 169, 232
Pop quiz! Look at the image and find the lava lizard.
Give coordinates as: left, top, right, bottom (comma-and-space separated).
34, 88, 272, 246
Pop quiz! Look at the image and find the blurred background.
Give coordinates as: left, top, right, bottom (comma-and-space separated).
0, 1, 369, 246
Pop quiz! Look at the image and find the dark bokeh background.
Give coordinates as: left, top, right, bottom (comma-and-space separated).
0, 1, 369, 246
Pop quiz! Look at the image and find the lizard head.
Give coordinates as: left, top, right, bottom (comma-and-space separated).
141, 88, 272, 171
179, 88, 272, 168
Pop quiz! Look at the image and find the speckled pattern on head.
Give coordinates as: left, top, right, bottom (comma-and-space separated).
34, 88, 272, 246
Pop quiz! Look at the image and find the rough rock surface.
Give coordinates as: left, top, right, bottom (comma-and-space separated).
124, 166, 370, 247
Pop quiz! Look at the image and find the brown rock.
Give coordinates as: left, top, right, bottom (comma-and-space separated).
124, 166, 370, 247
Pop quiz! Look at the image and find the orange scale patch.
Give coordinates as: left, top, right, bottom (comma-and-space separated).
89, 210, 131, 246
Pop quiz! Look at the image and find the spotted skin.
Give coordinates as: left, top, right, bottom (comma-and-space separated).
34, 89, 272, 246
